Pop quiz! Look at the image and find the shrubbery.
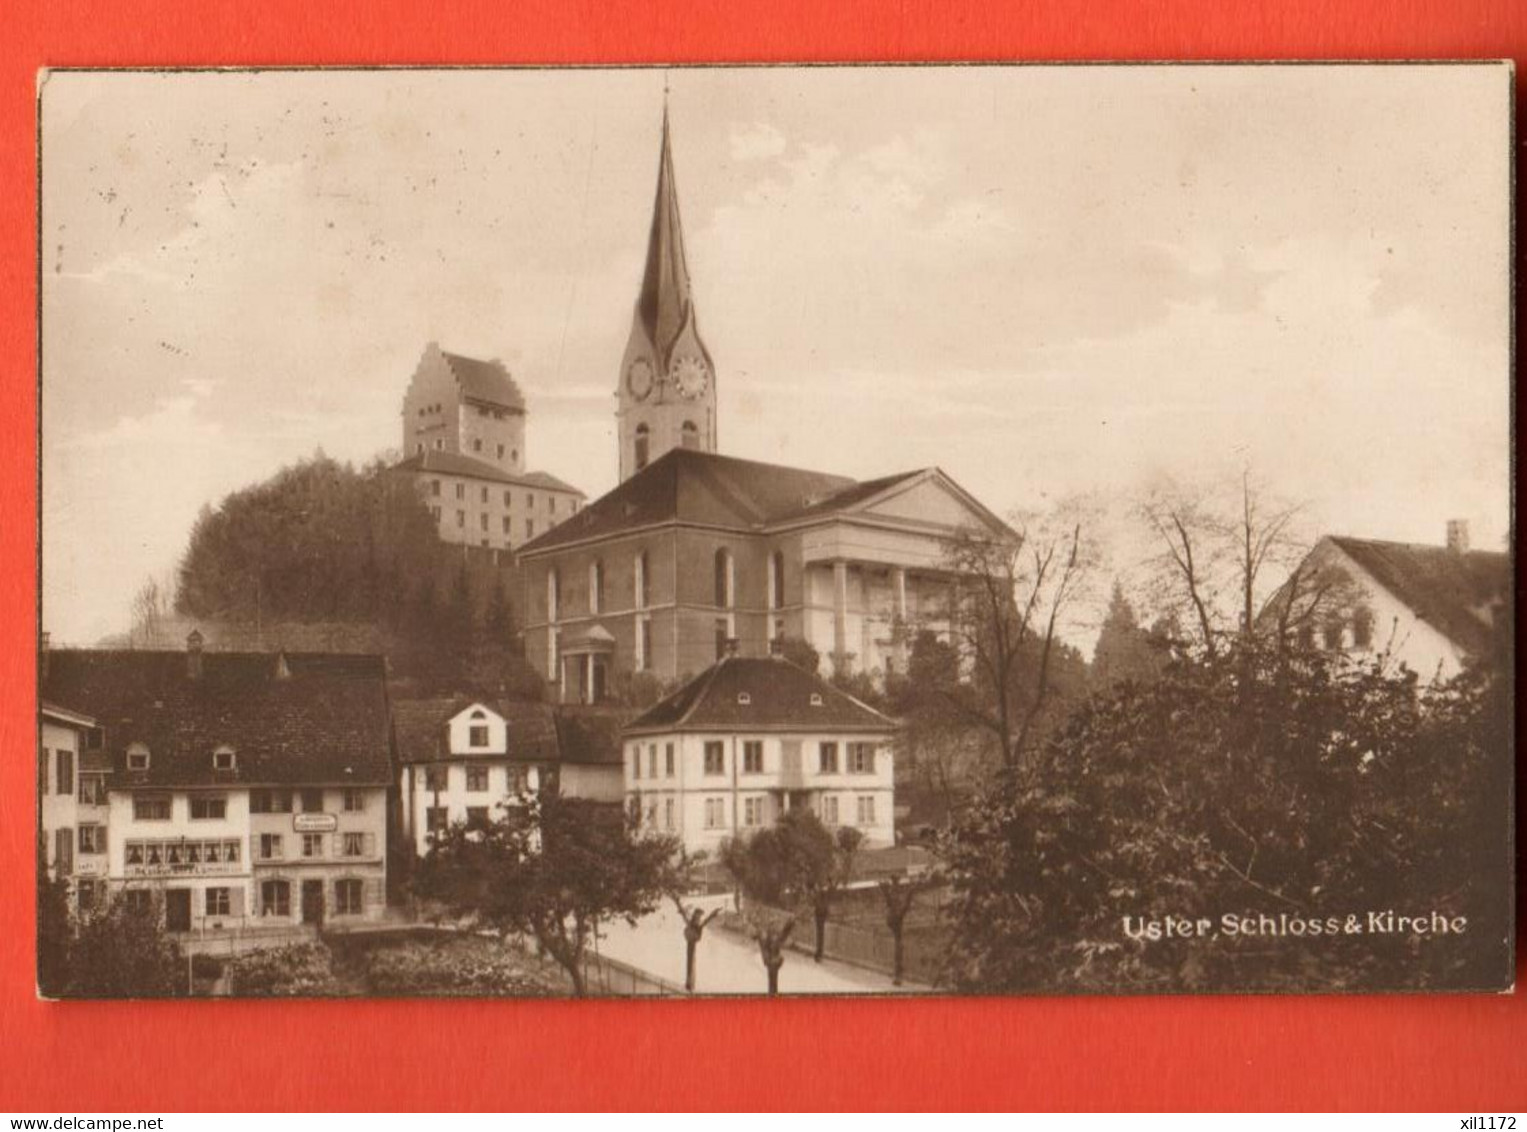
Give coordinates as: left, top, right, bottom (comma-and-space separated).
360, 936, 552, 996
228, 942, 340, 996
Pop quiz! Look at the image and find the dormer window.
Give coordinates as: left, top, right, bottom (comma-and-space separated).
809, 693, 824, 707
737, 692, 751, 706
126, 743, 150, 771
212, 746, 236, 772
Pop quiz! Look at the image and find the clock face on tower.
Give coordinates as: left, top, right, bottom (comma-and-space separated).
626, 357, 654, 401
670, 353, 709, 399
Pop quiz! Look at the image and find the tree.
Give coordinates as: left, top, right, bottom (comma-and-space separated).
878, 874, 928, 987
1090, 581, 1162, 690
128, 575, 173, 648
66, 893, 186, 997
718, 818, 824, 995
773, 636, 822, 675
935, 515, 1090, 770
807, 822, 865, 963
35, 857, 72, 998
941, 633, 1510, 993
671, 898, 722, 992
414, 794, 681, 996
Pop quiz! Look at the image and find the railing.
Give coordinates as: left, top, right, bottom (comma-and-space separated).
579, 949, 688, 997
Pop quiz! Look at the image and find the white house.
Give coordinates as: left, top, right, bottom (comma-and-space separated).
621, 651, 898, 855
1265, 522, 1509, 683
38, 700, 111, 913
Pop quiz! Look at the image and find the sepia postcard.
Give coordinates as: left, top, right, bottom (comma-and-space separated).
37, 63, 1514, 998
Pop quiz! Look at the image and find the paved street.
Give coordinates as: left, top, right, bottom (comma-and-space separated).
591, 901, 923, 996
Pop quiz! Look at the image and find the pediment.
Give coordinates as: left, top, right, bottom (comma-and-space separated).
856, 473, 1007, 535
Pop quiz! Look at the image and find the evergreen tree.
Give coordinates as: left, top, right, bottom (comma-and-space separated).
1090, 580, 1161, 689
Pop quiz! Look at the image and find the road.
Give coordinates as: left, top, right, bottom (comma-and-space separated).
591, 902, 923, 996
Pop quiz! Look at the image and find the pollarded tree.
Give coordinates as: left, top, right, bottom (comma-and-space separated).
415, 794, 682, 996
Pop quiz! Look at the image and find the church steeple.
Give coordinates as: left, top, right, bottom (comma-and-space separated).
617, 96, 717, 483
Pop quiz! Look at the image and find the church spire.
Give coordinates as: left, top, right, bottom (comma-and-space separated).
635, 98, 694, 367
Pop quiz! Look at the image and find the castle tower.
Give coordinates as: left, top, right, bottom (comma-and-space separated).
616, 103, 717, 482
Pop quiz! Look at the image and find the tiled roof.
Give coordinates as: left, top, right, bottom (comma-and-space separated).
1331, 537, 1510, 655
392, 450, 584, 495
392, 696, 560, 765
625, 656, 897, 734
441, 351, 525, 412
40, 650, 394, 788
519, 448, 880, 554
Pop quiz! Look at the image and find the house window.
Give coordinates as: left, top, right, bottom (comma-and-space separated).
190, 795, 227, 820
590, 560, 605, 614
77, 879, 102, 912
1353, 607, 1375, 649
343, 832, 368, 857
77, 824, 105, 855
849, 743, 876, 775
642, 744, 655, 778
631, 745, 641, 780
466, 807, 489, 830
466, 766, 489, 792
205, 887, 231, 917
425, 766, 449, 792
1322, 616, 1346, 651
430, 479, 441, 497
856, 796, 876, 825
260, 880, 291, 917
468, 724, 490, 748
126, 743, 150, 772
681, 420, 699, 449
819, 743, 840, 774
343, 789, 365, 813
133, 795, 171, 821
635, 423, 650, 470
744, 797, 767, 827
211, 746, 236, 771
703, 741, 725, 776
301, 789, 324, 813
37, 748, 47, 797
258, 833, 284, 860
56, 748, 74, 795
665, 744, 675, 777
743, 741, 764, 774
704, 798, 727, 830
302, 833, 325, 858
124, 889, 153, 917
335, 879, 363, 915
821, 796, 840, 826
426, 807, 448, 834
78, 774, 106, 805
250, 790, 292, 814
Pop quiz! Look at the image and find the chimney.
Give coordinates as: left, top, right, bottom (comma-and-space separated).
39, 631, 50, 682
1446, 519, 1470, 555
186, 630, 204, 680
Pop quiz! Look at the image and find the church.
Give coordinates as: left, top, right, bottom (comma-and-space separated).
518, 105, 1011, 704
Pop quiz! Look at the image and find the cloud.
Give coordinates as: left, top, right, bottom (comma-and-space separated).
728, 121, 787, 161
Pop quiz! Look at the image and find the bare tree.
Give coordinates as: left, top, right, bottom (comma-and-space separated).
128, 575, 173, 648
936, 512, 1091, 770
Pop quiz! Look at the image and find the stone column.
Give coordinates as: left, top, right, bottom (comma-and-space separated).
833, 560, 850, 674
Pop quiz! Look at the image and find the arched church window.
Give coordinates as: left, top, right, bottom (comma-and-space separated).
548, 569, 561, 622
681, 421, 699, 450
771, 551, 785, 609
714, 548, 733, 609
590, 560, 605, 614
634, 424, 650, 470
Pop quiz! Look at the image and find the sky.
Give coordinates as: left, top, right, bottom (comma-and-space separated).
40, 64, 1513, 645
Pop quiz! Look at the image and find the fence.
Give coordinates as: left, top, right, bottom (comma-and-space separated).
721, 895, 948, 988
579, 949, 688, 997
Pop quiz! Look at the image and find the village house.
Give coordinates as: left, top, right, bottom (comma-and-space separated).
1266, 521, 1509, 683
517, 107, 1010, 703
622, 650, 898, 856
393, 342, 586, 551
40, 633, 394, 936
38, 697, 111, 913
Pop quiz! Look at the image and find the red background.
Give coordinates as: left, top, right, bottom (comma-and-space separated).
2, 0, 1524, 1112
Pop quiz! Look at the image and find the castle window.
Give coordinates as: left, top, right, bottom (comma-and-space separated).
590, 560, 605, 614
416, 443, 424, 454
526, 519, 534, 539
527, 494, 535, 509
480, 487, 488, 503
502, 516, 511, 534
714, 549, 733, 608
635, 423, 650, 470
456, 511, 465, 528
455, 483, 465, 500
480, 514, 489, 532
497, 444, 505, 459
473, 439, 482, 453
504, 490, 512, 506
511, 449, 519, 464
681, 421, 699, 449
430, 480, 441, 497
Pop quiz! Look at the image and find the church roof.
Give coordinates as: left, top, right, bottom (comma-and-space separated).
439, 350, 526, 412
392, 450, 584, 495
624, 655, 897, 735
517, 447, 903, 554
1328, 536, 1509, 655
635, 107, 696, 367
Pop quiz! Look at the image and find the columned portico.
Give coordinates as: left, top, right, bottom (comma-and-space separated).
832, 560, 851, 675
